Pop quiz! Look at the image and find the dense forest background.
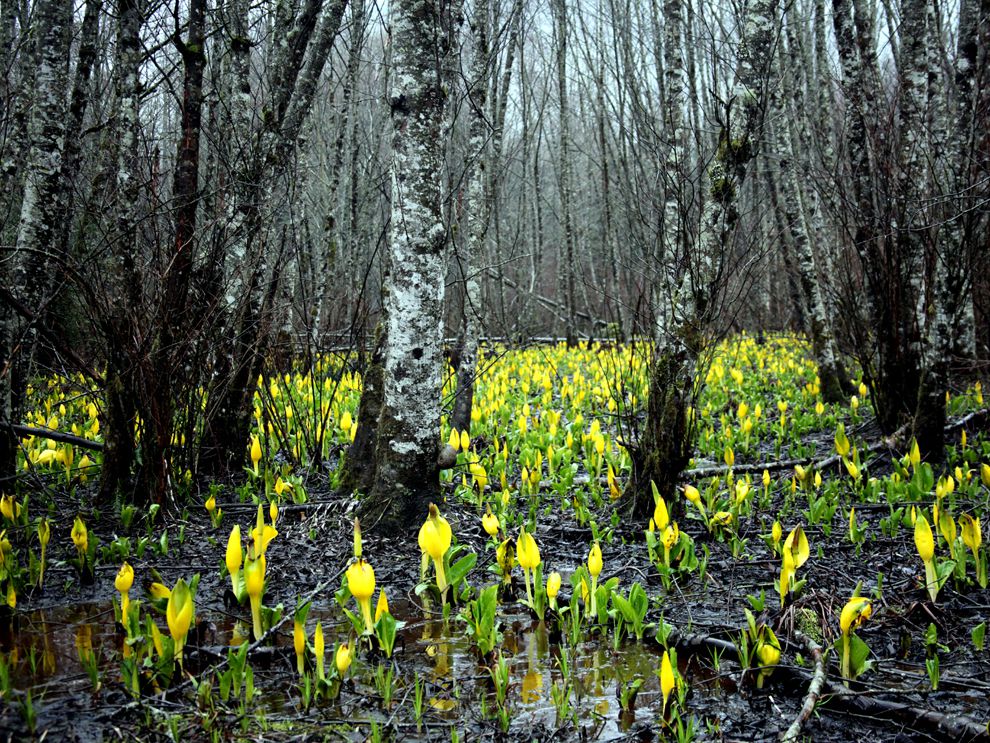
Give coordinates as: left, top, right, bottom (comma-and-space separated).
1, 0, 987, 518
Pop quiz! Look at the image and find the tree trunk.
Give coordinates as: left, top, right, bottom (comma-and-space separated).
629, 0, 779, 517
0, 0, 72, 478
550, 0, 578, 347
450, 0, 490, 433
363, 0, 453, 534
139, 0, 206, 502
99, 0, 144, 503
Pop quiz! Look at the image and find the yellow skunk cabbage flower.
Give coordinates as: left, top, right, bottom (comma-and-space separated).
115, 562, 134, 619
762, 470, 770, 488
909, 439, 921, 468
346, 558, 376, 634
314, 622, 326, 680
149, 582, 171, 601
482, 509, 499, 538
71, 515, 88, 550
546, 571, 561, 609
587, 542, 603, 617
724, 447, 735, 467
588, 542, 602, 578
712, 511, 734, 528
516, 528, 540, 570
37, 518, 50, 587
470, 462, 488, 494
960, 513, 982, 553
835, 424, 850, 457
0, 494, 21, 521
71, 516, 88, 561
420, 504, 452, 593
660, 650, 675, 716
915, 514, 934, 562
166, 578, 194, 666
375, 589, 389, 623
460, 429, 470, 452
335, 640, 352, 676
293, 617, 306, 675
652, 496, 669, 532
226, 525, 243, 597
517, 527, 541, 606
840, 597, 872, 635
779, 525, 810, 607
938, 510, 956, 546
607, 464, 621, 501
245, 553, 266, 640
758, 635, 780, 667
839, 597, 872, 685
981, 463, 990, 488
959, 514, 986, 587
914, 514, 939, 602
447, 428, 460, 451
756, 627, 781, 687
249, 435, 262, 475
205, 494, 216, 515
251, 504, 278, 557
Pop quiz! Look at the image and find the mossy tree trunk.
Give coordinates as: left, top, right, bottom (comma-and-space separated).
627, 0, 778, 517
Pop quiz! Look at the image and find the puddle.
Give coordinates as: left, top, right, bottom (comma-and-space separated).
0, 596, 734, 739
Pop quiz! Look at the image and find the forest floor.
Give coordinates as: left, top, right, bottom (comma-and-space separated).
0, 336, 988, 742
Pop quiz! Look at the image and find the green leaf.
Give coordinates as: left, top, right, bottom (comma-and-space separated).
971, 622, 985, 651
849, 633, 871, 677
446, 552, 478, 588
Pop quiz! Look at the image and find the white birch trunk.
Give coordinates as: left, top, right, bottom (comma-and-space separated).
451, 0, 490, 433
0, 0, 71, 474
368, 0, 452, 529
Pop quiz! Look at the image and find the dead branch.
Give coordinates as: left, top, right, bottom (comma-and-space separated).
780, 630, 826, 742
6, 423, 104, 451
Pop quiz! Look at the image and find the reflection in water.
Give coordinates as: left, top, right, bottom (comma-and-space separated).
0, 603, 114, 690
0, 594, 726, 738
521, 629, 542, 703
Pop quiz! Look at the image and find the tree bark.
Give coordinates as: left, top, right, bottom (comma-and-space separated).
549, 0, 578, 347
630, 0, 779, 518
0, 0, 72, 478
363, 0, 453, 533
450, 0, 490, 433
